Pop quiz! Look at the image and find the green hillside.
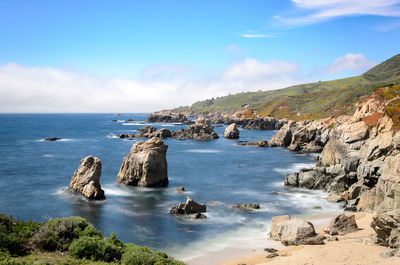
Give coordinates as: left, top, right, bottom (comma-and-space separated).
176, 54, 400, 120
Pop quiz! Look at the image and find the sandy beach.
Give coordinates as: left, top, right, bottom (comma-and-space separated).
219, 212, 399, 265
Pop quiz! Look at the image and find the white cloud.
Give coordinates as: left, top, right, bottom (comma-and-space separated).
325, 53, 378, 75
375, 21, 400, 31
241, 33, 273, 38
0, 59, 303, 113
275, 0, 400, 26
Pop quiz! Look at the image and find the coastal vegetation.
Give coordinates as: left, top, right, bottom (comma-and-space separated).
175, 54, 400, 121
0, 214, 184, 265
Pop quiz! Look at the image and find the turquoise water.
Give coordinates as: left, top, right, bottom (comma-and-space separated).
0, 114, 339, 260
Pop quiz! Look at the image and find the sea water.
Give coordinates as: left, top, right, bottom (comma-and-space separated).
0, 114, 340, 262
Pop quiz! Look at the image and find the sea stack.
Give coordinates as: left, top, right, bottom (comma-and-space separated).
68, 156, 105, 200
223, 123, 240, 139
116, 137, 168, 187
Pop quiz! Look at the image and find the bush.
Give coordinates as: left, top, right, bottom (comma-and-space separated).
68, 234, 123, 262
31, 216, 101, 251
122, 243, 185, 265
0, 214, 40, 256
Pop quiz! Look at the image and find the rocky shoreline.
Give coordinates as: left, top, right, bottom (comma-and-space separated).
150, 87, 400, 257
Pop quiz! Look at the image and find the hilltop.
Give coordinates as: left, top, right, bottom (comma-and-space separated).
173, 54, 400, 121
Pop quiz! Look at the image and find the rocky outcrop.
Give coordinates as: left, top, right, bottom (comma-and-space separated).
223, 123, 240, 139
269, 215, 324, 246
116, 137, 168, 187
119, 126, 172, 139
324, 214, 359, 235
268, 120, 330, 152
241, 117, 287, 130
371, 210, 400, 257
170, 197, 206, 215
171, 119, 219, 140
146, 113, 193, 124
68, 156, 105, 200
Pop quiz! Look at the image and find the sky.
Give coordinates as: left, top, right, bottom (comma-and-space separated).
0, 0, 399, 113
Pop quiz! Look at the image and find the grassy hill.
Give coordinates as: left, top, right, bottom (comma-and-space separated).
175, 54, 400, 120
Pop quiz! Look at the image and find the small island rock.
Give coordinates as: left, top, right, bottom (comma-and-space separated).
170, 197, 206, 215
116, 137, 168, 187
68, 156, 105, 200
223, 123, 240, 139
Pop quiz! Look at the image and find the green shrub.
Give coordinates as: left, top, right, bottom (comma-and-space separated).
0, 214, 40, 256
31, 216, 101, 251
122, 243, 185, 265
68, 234, 123, 262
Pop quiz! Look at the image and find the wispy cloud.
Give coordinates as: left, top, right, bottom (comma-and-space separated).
375, 21, 400, 31
325, 53, 378, 75
275, 0, 400, 26
240, 30, 277, 38
0, 59, 303, 113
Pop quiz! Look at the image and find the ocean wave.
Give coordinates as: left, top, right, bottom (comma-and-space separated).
42, 154, 55, 158
107, 134, 119, 138
102, 185, 132, 197
273, 162, 315, 174
184, 149, 221, 153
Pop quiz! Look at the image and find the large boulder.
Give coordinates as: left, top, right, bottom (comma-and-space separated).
371, 210, 400, 247
324, 214, 359, 235
116, 137, 168, 187
170, 197, 206, 215
69, 156, 105, 200
223, 123, 240, 139
269, 215, 323, 246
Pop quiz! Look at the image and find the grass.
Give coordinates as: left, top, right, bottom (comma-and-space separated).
175, 54, 400, 121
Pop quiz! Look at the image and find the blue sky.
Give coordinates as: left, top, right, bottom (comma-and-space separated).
0, 0, 400, 112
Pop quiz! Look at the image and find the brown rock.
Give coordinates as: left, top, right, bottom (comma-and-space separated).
116, 137, 168, 187
223, 123, 240, 139
324, 214, 359, 235
69, 156, 105, 200
170, 197, 206, 215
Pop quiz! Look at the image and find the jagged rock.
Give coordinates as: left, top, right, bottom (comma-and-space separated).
264, 248, 278, 253
223, 123, 240, 139
176, 186, 185, 192
232, 203, 260, 210
242, 117, 287, 130
170, 197, 206, 215
116, 137, 168, 187
146, 113, 193, 124
69, 156, 105, 200
371, 210, 400, 247
324, 214, 359, 235
44, 137, 62, 141
171, 119, 219, 140
269, 215, 323, 246
237, 140, 269, 147
194, 213, 207, 219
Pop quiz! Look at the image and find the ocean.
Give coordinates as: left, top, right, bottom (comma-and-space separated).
0, 114, 340, 262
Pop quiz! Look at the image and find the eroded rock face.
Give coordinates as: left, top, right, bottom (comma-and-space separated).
116, 137, 168, 187
69, 156, 105, 200
170, 197, 206, 215
223, 123, 240, 139
324, 214, 359, 235
269, 215, 323, 246
232, 203, 260, 210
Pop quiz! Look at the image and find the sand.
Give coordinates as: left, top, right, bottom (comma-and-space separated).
219, 212, 400, 265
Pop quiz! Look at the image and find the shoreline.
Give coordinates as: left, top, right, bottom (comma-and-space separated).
217, 212, 399, 265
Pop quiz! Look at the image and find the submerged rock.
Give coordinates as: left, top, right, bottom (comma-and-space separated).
232, 203, 260, 211
170, 197, 206, 215
223, 123, 240, 139
176, 186, 185, 192
116, 137, 168, 187
44, 137, 62, 141
68, 156, 105, 200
